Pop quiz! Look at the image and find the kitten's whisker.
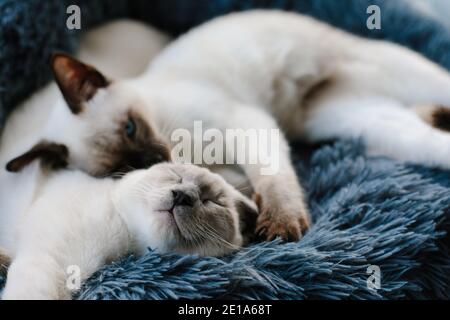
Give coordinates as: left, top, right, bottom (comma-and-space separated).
196, 218, 241, 250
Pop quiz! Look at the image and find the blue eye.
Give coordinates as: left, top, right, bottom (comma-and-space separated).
125, 118, 136, 138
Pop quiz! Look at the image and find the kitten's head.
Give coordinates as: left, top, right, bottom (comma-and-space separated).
6, 53, 170, 176
112, 163, 258, 256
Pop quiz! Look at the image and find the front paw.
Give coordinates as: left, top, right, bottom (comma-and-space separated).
254, 193, 310, 242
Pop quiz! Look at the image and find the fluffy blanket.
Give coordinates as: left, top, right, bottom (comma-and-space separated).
0, 0, 449, 299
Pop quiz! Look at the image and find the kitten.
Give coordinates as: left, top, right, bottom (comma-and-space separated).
1, 163, 257, 300
120, 10, 450, 241
0, 19, 171, 176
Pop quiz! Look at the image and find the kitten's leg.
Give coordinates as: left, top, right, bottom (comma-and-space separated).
331, 42, 450, 107
304, 95, 450, 169
223, 105, 310, 241
2, 255, 70, 300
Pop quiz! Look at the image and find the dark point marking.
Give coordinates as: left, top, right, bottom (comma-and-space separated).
6, 141, 69, 173
90, 111, 171, 177
236, 197, 259, 244
51, 52, 109, 114
303, 76, 335, 105
432, 105, 450, 132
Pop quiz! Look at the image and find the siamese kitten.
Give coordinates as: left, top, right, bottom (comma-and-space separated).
0, 19, 171, 174
1, 163, 257, 300
122, 10, 450, 241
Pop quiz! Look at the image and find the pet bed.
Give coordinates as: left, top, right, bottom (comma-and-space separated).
0, 0, 449, 299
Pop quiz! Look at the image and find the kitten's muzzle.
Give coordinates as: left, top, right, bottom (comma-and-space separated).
169, 186, 202, 242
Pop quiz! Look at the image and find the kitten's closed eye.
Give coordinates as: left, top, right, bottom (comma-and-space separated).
202, 198, 224, 207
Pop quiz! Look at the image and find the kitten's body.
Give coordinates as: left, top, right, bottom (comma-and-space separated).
1, 163, 254, 300
129, 10, 450, 239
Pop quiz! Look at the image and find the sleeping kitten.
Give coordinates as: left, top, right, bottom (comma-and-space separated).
1, 163, 257, 300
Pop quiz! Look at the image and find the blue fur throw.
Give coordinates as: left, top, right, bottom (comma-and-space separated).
0, 0, 449, 299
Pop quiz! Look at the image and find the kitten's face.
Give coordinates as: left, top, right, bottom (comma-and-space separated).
112, 163, 258, 256
68, 82, 171, 176
6, 54, 170, 176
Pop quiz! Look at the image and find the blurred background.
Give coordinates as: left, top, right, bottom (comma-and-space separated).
411, 0, 450, 27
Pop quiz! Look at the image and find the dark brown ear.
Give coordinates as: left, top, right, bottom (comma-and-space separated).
235, 195, 259, 244
51, 53, 109, 114
6, 141, 69, 173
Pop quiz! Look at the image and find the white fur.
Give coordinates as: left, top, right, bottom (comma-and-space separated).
1, 171, 122, 300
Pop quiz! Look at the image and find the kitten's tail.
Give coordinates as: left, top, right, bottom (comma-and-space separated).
0, 247, 11, 277
413, 104, 450, 132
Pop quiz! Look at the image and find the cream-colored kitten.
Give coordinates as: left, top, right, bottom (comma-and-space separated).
1, 163, 256, 300
124, 10, 450, 241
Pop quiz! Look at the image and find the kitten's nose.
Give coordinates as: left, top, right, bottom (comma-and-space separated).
172, 189, 195, 207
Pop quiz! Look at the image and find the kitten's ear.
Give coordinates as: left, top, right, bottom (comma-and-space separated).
6, 141, 69, 173
235, 194, 259, 244
51, 53, 109, 114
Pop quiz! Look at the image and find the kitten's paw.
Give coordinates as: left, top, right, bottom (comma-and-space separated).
256, 211, 301, 242
254, 193, 310, 242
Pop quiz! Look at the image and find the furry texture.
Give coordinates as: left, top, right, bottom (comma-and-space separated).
1, 0, 449, 299
73, 140, 449, 300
